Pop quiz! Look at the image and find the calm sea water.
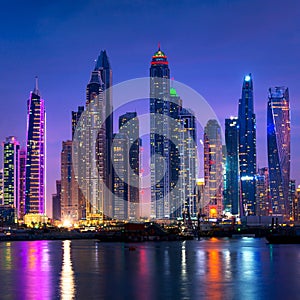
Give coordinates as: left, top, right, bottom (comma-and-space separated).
0, 238, 299, 300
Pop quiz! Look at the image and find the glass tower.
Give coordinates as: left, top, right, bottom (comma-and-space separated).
25, 78, 45, 215
267, 87, 290, 219
3, 136, 20, 219
224, 117, 239, 215
204, 120, 223, 218
119, 112, 140, 220
150, 46, 181, 219
238, 74, 256, 216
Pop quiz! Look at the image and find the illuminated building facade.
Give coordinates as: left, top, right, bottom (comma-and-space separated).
0, 169, 3, 205
72, 106, 84, 138
178, 107, 197, 219
267, 87, 290, 219
18, 149, 26, 220
119, 112, 140, 220
25, 78, 45, 215
204, 120, 223, 218
293, 185, 300, 222
61, 141, 79, 222
112, 133, 129, 220
256, 168, 271, 216
224, 117, 239, 215
289, 180, 296, 220
150, 46, 181, 219
238, 74, 257, 216
3, 136, 20, 218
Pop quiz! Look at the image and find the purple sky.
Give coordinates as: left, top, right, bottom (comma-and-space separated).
1, 0, 300, 216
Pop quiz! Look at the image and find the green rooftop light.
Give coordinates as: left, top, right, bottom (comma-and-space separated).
170, 87, 178, 96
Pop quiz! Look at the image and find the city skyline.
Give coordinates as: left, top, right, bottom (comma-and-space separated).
1, 0, 300, 216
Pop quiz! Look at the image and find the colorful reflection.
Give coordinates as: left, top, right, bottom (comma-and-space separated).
60, 240, 76, 300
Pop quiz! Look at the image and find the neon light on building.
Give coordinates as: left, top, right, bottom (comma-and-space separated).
25, 77, 45, 215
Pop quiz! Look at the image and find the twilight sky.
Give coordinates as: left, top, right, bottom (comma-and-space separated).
1, 0, 300, 216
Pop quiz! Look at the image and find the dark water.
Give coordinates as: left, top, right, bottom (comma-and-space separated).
0, 238, 299, 300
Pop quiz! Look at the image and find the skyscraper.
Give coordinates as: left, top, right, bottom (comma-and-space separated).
77, 51, 113, 222
150, 46, 181, 219
255, 167, 271, 216
3, 136, 20, 219
119, 112, 140, 220
0, 169, 3, 205
25, 78, 45, 215
178, 107, 197, 219
112, 133, 129, 220
238, 74, 257, 216
204, 120, 223, 218
267, 86, 290, 219
61, 140, 79, 222
18, 149, 26, 220
224, 117, 239, 215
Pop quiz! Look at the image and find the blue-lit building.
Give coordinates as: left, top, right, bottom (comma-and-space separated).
238, 74, 257, 216
267, 87, 290, 219
224, 117, 239, 215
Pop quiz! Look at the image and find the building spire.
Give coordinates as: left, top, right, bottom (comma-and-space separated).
158, 42, 161, 50
33, 76, 40, 96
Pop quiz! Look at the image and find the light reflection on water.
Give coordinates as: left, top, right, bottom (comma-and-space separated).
60, 240, 75, 300
1, 238, 300, 299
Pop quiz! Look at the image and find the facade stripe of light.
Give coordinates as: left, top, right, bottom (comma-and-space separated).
25, 78, 45, 215
267, 87, 290, 219
238, 74, 257, 216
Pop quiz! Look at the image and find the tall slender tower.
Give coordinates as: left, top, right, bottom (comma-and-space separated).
203, 120, 223, 218
267, 87, 290, 219
178, 107, 197, 219
119, 112, 140, 220
18, 149, 26, 219
112, 133, 129, 220
224, 117, 239, 215
238, 74, 256, 216
95, 50, 113, 219
150, 46, 170, 219
3, 136, 20, 219
25, 78, 45, 215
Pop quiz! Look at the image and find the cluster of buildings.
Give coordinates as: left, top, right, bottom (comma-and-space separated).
0, 47, 299, 226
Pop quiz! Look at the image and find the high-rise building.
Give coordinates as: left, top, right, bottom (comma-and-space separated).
204, 120, 223, 218
256, 167, 272, 216
25, 77, 45, 215
95, 50, 113, 220
267, 87, 290, 219
3, 136, 20, 219
293, 185, 300, 222
119, 112, 140, 220
255, 167, 271, 216
289, 180, 296, 220
112, 133, 129, 220
238, 74, 257, 216
61, 141, 79, 222
224, 117, 239, 215
0, 169, 3, 205
150, 46, 181, 219
178, 107, 197, 219
76, 51, 113, 221
72, 106, 84, 139
18, 149, 26, 220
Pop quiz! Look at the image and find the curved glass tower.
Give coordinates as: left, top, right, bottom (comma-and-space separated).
238, 74, 257, 216
267, 87, 290, 219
